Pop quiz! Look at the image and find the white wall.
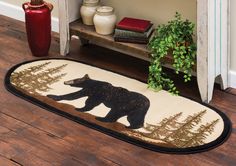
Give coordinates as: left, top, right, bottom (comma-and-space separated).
231, 0, 236, 71
0, 0, 58, 17
0, 0, 59, 31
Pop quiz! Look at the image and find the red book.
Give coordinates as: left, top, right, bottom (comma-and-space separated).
116, 17, 152, 33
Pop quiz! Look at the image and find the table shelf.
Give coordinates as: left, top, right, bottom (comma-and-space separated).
69, 19, 175, 63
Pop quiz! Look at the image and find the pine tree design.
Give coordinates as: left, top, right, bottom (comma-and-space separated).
164, 110, 207, 147
10, 62, 67, 95
142, 113, 183, 139
182, 119, 220, 148
124, 110, 220, 148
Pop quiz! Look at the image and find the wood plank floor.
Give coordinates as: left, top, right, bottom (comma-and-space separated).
0, 15, 236, 166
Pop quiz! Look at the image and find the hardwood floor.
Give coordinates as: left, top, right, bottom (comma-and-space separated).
0, 15, 235, 166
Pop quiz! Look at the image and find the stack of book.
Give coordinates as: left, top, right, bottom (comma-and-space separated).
114, 17, 153, 44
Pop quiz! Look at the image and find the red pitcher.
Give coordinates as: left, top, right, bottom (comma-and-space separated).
22, 0, 53, 57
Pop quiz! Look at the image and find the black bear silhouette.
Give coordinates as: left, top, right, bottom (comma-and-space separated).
47, 74, 150, 129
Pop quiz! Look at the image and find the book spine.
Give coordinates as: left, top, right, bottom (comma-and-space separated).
115, 26, 154, 39
116, 25, 147, 33
114, 37, 149, 44
115, 29, 148, 38
116, 22, 153, 33
114, 33, 150, 40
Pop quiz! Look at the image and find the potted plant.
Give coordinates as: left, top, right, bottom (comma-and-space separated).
148, 12, 197, 94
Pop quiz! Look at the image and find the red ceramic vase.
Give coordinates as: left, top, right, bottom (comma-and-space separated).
22, 2, 53, 57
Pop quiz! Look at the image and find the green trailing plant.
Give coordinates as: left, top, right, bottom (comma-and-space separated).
148, 12, 197, 94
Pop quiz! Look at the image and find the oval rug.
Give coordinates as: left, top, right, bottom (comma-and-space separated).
4, 58, 231, 154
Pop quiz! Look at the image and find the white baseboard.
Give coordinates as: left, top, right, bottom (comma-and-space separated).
229, 70, 236, 88
0, 1, 59, 32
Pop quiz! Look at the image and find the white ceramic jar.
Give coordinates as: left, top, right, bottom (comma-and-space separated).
93, 6, 117, 35
80, 0, 99, 25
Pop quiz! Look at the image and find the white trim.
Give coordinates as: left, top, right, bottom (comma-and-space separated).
0, 1, 59, 32
51, 17, 59, 33
229, 70, 236, 88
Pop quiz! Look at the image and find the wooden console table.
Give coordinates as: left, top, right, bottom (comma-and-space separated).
58, 0, 230, 103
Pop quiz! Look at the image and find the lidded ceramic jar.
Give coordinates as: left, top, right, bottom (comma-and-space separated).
93, 6, 117, 35
80, 0, 99, 25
